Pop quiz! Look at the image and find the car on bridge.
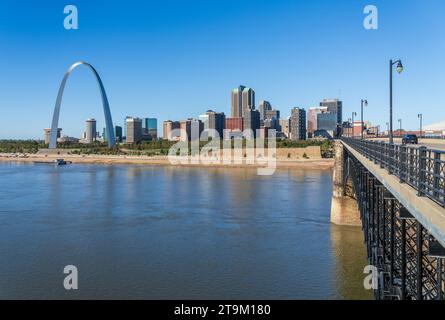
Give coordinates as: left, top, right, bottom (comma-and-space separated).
402, 134, 418, 145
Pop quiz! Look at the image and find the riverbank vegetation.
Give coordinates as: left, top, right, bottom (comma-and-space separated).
0, 140, 41, 154
0, 139, 334, 158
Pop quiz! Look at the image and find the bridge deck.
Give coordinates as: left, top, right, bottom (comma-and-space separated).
342, 140, 445, 248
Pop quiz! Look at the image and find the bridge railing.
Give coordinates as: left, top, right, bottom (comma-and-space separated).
341, 138, 445, 207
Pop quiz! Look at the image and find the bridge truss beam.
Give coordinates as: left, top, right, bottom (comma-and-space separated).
349, 154, 445, 300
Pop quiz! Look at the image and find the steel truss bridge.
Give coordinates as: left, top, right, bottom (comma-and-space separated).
341, 138, 445, 300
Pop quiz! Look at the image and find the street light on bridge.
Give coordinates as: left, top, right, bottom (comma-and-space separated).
398, 118, 402, 137
361, 99, 368, 140
389, 59, 404, 144
352, 112, 357, 138
348, 118, 352, 137
418, 113, 423, 139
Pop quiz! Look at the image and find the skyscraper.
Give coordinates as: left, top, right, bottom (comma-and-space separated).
142, 118, 158, 139
199, 113, 209, 130
241, 87, 255, 117
225, 117, 244, 139
258, 100, 272, 120
290, 107, 306, 141
319, 99, 342, 128
317, 112, 337, 133
200, 110, 225, 139
264, 109, 280, 121
179, 120, 191, 142
279, 118, 290, 138
231, 85, 245, 118
115, 126, 123, 142
243, 109, 260, 138
44, 128, 61, 144
123, 116, 132, 138
180, 119, 203, 141
126, 117, 142, 144
307, 106, 328, 137
263, 109, 280, 131
85, 118, 97, 143
163, 120, 181, 141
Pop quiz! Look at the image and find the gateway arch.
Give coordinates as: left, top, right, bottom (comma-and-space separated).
49, 61, 116, 149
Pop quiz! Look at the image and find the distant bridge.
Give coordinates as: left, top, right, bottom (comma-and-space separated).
332, 138, 445, 300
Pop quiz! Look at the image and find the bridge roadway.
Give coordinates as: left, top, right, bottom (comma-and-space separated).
370, 138, 445, 151
341, 140, 445, 248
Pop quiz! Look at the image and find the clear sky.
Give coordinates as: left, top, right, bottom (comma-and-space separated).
0, 0, 444, 139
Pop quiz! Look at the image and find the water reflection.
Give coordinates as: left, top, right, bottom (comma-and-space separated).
0, 163, 371, 299
330, 224, 373, 300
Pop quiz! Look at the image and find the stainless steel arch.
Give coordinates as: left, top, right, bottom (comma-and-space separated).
49, 62, 116, 149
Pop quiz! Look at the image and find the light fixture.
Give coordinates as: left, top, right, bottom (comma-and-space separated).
396, 61, 404, 74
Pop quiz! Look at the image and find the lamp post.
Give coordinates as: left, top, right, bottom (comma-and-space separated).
361, 99, 368, 140
398, 118, 402, 137
348, 118, 352, 137
389, 59, 404, 144
418, 113, 423, 139
352, 112, 357, 138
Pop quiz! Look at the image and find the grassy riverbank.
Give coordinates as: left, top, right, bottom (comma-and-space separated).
0, 139, 334, 157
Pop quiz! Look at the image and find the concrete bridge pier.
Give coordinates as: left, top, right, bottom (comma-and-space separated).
331, 140, 361, 226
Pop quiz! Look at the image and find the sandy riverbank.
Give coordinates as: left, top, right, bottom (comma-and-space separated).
0, 153, 334, 169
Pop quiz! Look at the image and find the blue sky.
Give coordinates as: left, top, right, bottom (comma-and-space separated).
0, 0, 444, 139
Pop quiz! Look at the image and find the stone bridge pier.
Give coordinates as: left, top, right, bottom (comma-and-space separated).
331, 140, 361, 226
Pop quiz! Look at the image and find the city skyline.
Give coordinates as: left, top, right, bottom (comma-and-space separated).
1, 0, 445, 139
1, 1, 445, 304
38, 69, 340, 144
